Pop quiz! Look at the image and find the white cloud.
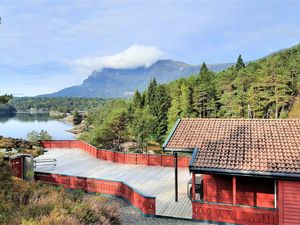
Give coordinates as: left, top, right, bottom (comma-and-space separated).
124, 91, 135, 96
67, 45, 163, 74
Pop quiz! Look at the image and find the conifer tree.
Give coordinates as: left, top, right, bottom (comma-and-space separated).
236, 54, 246, 71
147, 78, 158, 115
133, 90, 143, 108
167, 82, 182, 130
180, 83, 193, 117
265, 57, 292, 118
219, 55, 249, 118
128, 107, 155, 152
247, 83, 269, 118
153, 85, 170, 143
231, 69, 249, 117
193, 62, 217, 117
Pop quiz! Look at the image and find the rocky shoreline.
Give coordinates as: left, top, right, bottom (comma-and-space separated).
0, 136, 43, 157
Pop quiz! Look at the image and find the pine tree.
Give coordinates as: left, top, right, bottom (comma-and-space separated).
167, 82, 182, 130
153, 85, 170, 143
247, 82, 270, 118
128, 107, 155, 152
236, 54, 245, 71
180, 83, 193, 117
266, 57, 292, 118
193, 62, 217, 117
219, 55, 249, 118
147, 78, 158, 115
133, 90, 143, 108
200, 62, 208, 73
231, 69, 249, 117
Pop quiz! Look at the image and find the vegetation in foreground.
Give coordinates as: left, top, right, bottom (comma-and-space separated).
0, 130, 53, 157
0, 157, 120, 225
0, 136, 42, 157
81, 44, 300, 152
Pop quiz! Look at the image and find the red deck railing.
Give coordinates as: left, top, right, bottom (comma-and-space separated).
35, 172, 156, 216
192, 201, 278, 225
40, 140, 191, 168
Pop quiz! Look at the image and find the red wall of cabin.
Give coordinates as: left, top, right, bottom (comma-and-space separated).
203, 174, 274, 208
203, 174, 233, 204
237, 176, 274, 208
278, 180, 300, 225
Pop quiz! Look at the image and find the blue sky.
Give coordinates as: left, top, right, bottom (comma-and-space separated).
0, 0, 299, 96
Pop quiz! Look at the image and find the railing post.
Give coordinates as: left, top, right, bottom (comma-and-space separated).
192, 172, 196, 200
233, 176, 236, 205
174, 152, 178, 202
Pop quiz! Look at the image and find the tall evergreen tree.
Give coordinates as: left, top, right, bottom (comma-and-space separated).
128, 107, 155, 152
200, 62, 208, 73
219, 55, 250, 118
167, 82, 182, 130
265, 57, 292, 118
153, 85, 170, 143
147, 78, 158, 115
231, 69, 249, 117
236, 54, 246, 71
193, 62, 217, 117
247, 82, 270, 118
133, 90, 143, 108
180, 83, 193, 117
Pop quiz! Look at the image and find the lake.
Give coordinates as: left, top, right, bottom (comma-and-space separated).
0, 113, 75, 140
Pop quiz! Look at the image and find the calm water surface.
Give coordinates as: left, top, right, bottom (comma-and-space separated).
0, 113, 74, 140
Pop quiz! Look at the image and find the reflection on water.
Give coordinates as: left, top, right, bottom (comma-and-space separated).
0, 113, 74, 140
0, 113, 51, 123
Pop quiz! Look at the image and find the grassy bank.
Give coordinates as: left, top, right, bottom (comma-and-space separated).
0, 157, 120, 225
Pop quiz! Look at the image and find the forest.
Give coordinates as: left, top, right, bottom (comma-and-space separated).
9, 97, 107, 113
81, 44, 300, 151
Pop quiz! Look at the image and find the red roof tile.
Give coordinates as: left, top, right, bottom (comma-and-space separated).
165, 119, 300, 176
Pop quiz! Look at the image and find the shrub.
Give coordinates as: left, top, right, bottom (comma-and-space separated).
27, 130, 52, 144
0, 158, 120, 225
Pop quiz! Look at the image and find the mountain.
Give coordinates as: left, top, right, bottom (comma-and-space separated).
41, 59, 233, 98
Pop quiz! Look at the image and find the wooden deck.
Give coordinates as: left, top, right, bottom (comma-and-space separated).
35, 148, 192, 219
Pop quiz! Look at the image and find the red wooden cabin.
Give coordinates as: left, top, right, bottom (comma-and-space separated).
164, 119, 300, 225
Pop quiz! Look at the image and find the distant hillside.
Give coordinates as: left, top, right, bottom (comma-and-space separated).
41, 59, 232, 98
10, 97, 107, 113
